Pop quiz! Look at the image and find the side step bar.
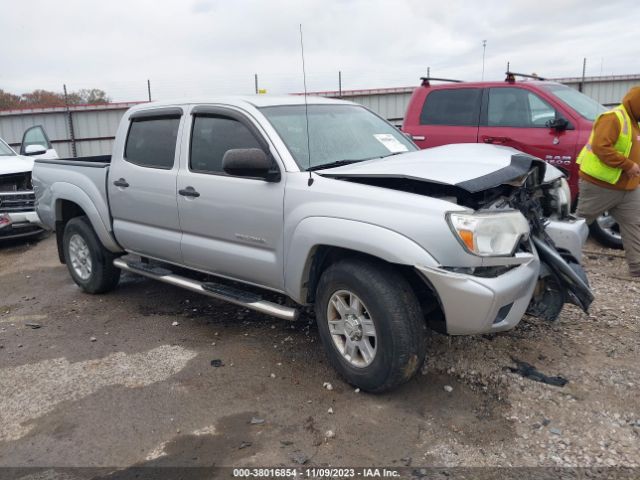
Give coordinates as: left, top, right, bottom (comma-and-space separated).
113, 258, 298, 321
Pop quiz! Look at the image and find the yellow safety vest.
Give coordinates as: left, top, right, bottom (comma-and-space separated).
577, 105, 634, 184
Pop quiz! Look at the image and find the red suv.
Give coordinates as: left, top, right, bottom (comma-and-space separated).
402, 75, 621, 248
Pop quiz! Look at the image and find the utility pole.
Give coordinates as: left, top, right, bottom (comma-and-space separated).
254, 74, 259, 94
63, 84, 77, 158
147, 79, 152, 102
338, 71, 342, 96
481, 40, 487, 81
579, 58, 587, 92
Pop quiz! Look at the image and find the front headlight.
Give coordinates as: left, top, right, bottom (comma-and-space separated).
447, 211, 530, 257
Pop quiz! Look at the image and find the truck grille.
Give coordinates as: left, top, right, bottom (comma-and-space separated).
0, 191, 36, 213
0, 172, 35, 213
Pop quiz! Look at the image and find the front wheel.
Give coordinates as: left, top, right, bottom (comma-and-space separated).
63, 216, 121, 293
314, 258, 426, 393
589, 212, 623, 250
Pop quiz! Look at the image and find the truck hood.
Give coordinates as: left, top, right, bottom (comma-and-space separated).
318, 143, 557, 192
0, 155, 34, 176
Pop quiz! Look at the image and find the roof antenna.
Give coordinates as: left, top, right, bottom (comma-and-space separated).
299, 24, 313, 186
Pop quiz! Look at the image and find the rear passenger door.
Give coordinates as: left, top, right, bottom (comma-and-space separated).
176, 106, 285, 291
410, 88, 482, 149
108, 108, 184, 263
478, 87, 578, 165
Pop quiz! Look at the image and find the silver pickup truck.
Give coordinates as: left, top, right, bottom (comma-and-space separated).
33, 96, 592, 392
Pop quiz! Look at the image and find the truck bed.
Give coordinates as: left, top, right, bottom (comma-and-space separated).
32, 156, 114, 247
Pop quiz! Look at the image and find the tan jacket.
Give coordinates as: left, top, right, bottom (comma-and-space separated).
579, 86, 640, 191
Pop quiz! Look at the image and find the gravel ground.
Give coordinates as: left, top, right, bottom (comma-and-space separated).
0, 234, 638, 474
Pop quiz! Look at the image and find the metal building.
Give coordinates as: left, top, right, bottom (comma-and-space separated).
1, 74, 638, 157
0, 102, 142, 158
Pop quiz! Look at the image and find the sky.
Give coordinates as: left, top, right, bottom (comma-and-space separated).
1, 0, 638, 102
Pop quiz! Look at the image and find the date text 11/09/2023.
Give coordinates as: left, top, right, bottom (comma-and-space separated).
232, 468, 401, 478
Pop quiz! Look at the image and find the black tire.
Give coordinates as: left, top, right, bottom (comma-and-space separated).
314, 258, 426, 393
589, 214, 623, 250
62, 216, 120, 293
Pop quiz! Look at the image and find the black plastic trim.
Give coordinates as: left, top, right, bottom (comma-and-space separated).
129, 107, 183, 120
455, 153, 539, 193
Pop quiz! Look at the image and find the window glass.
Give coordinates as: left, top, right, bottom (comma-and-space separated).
124, 117, 180, 169
190, 116, 263, 173
420, 88, 482, 126
542, 84, 606, 121
0, 139, 16, 156
23, 126, 50, 149
487, 88, 557, 128
261, 104, 416, 170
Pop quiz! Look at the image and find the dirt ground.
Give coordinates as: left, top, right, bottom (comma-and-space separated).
0, 234, 638, 474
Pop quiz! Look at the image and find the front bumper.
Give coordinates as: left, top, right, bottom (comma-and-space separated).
545, 216, 588, 261
0, 211, 43, 240
416, 253, 540, 335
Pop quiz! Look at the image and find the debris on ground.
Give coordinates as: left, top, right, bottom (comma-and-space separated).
89, 337, 97, 342
250, 417, 265, 425
289, 450, 309, 465
354, 388, 360, 393
327, 407, 334, 414
507, 358, 568, 387
210, 359, 224, 367
444, 385, 453, 393
239, 441, 252, 449
325, 430, 335, 439
24, 323, 41, 329
323, 382, 333, 390
270, 373, 276, 378
171, 321, 179, 326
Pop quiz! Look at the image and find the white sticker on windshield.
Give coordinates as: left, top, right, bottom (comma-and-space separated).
373, 134, 409, 153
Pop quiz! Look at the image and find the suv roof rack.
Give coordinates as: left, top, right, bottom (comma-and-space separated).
505, 71, 547, 83
420, 77, 464, 87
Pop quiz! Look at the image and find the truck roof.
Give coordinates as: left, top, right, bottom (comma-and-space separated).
127, 95, 354, 113
421, 80, 565, 90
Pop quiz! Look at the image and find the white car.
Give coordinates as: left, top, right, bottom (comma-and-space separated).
1, 127, 58, 240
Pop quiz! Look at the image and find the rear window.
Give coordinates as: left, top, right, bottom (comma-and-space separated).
420, 88, 482, 126
124, 117, 180, 169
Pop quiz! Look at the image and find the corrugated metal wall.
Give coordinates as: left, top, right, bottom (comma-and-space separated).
1, 75, 638, 154
556, 75, 640, 106
0, 102, 141, 158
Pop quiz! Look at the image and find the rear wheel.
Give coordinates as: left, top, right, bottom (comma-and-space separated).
589, 212, 623, 250
315, 258, 426, 393
63, 216, 120, 293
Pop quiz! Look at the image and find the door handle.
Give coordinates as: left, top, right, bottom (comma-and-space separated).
483, 136, 510, 145
179, 187, 200, 198
113, 178, 129, 188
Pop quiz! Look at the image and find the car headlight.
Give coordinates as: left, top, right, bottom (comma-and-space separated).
447, 211, 530, 257
551, 177, 571, 217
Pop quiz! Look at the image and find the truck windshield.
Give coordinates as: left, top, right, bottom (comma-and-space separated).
543, 84, 607, 121
0, 139, 16, 157
260, 104, 417, 170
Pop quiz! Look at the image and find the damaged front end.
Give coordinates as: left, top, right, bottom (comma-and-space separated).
322, 151, 593, 322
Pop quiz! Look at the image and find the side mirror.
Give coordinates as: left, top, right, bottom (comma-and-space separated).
222, 148, 279, 181
547, 118, 569, 131
24, 144, 47, 156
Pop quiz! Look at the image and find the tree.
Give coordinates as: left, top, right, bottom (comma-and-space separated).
21, 89, 67, 107
0, 89, 22, 109
0, 87, 112, 109
77, 89, 110, 104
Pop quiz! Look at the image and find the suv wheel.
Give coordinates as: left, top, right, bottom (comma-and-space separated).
63, 216, 121, 293
315, 258, 426, 392
589, 212, 623, 250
